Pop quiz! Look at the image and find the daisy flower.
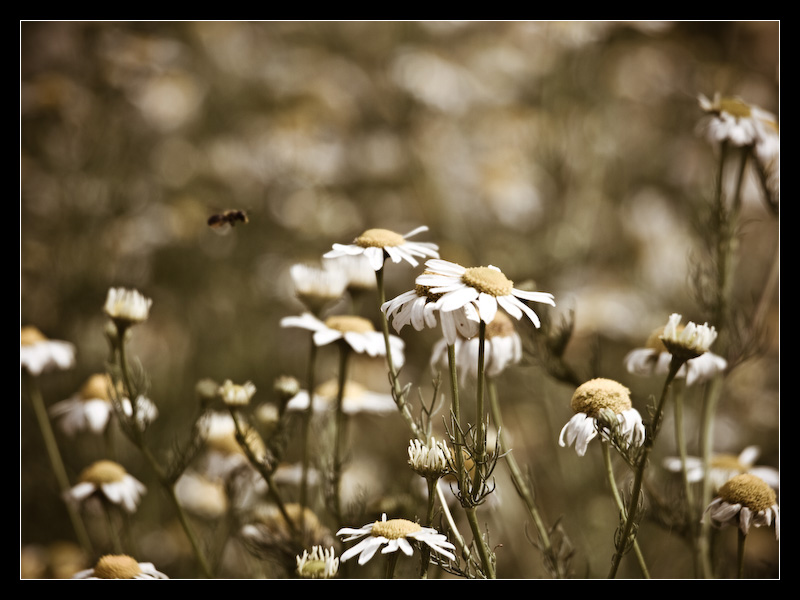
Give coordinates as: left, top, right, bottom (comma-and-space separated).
280, 312, 405, 366
72, 554, 169, 579
288, 262, 348, 315
323, 226, 439, 271
559, 378, 645, 457
416, 259, 555, 327
659, 313, 718, 363
48, 373, 159, 436
704, 473, 779, 540
663, 445, 779, 492
286, 378, 397, 415
20, 326, 76, 376
381, 273, 480, 345
67, 460, 146, 514
408, 437, 452, 480
430, 309, 522, 383
296, 546, 340, 579
241, 503, 334, 558
337, 513, 456, 566
103, 287, 152, 329
624, 323, 727, 386
218, 379, 257, 407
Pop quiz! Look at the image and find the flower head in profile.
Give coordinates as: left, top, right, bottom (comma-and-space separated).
704, 473, 779, 540
286, 378, 397, 415
324, 226, 439, 271
219, 379, 257, 407
103, 287, 152, 329
337, 513, 456, 566
697, 93, 777, 148
72, 554, 168, 579
382, 271, 480, 345
20, 326, 76, 376
289, 262, 348, 316
663, 445, 779, 493
48, 373, 159, 436
296, 546, 340, 579
281, 312, 404, 365
625, 322, 726, 386
659, 313, 718, 363
430, 309, 522, 383
408, 437, 452, 480
416, 259, 555, 327
241, 503, 334, 559
559, 378, 645, 457
68, 460, 146, 513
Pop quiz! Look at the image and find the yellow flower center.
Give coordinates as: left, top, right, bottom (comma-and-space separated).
20, 326, 47, 346
570, 378, 632, 417
371, 518, 422, 539
462, 266, 513, 297
719, 97, 752, 119
718, 474, 776, 512
79, 460, 127, 484
92, 555, 143, 579
710, 454, 745, 472
485, 310, 515, 338
354, 228, 405, 248
80, 374, 112, 402
324, 315, 375, 334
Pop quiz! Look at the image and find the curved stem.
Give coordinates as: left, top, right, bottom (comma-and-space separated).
601, 441, 650, 578
487, 377, 564, 578
609, 357, 683, 578
23, 369, 94, 558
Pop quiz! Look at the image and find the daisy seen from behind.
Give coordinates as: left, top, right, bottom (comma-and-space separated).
337, 513, 456, 567
72, 554, 169, 579
67, 459, 146, 514
416, 259, 555, 327
20, 326, 76, 376
324, 226, 439, 271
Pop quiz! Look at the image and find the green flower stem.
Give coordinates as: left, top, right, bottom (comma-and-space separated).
331, 343, 351, 525
673, 381, 701, 576
436, 481, 471, 562
465, 507, 496, 579
737, 529, 747, 578
487, 378, 565, 578
375, 265, 424, 441
299, 336, 318, 511
472, 321, 487, 498
698, 375, 723, 578
23, 368, 94, 558
385, 551, 400, 579
601, 441, 650, 579
112, 329, 213, 578
608, 356, 683, 578
418, 477, 438, 578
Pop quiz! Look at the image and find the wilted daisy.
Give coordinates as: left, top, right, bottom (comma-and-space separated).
219, 379, 257, 407
72, 554, 168, 579
20, 326, 76, 376
417, 259, 555, 327
281, 312, 405, 366
430, 309, 522, 382
103, 287, 153, 329
559, 378, 645, 457
286, 378, 397, 415
697, 93, 778, 149
659, 313, 718, 363
337, 513, 456, 566
381, 273, 480, 345
324, 226, 439, 271
408, 437, 451, 480
296, 546, 340, 579
68, 460, 146, 514
624, 324, 727, 386
704, 473, 779, 540
289, 262, 348, 315
663, 446, 779, 492
241, 503, 334, 559
49, 373, 159, 437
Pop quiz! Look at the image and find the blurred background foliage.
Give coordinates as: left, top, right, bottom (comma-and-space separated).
21, 21, 778, 579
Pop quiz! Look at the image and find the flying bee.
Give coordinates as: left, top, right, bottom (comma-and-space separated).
208, 210, 249, 231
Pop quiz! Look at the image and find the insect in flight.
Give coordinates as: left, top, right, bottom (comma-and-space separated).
207, 210, 249, 231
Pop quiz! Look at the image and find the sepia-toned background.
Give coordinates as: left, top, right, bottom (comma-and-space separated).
21, 21, 779, 579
